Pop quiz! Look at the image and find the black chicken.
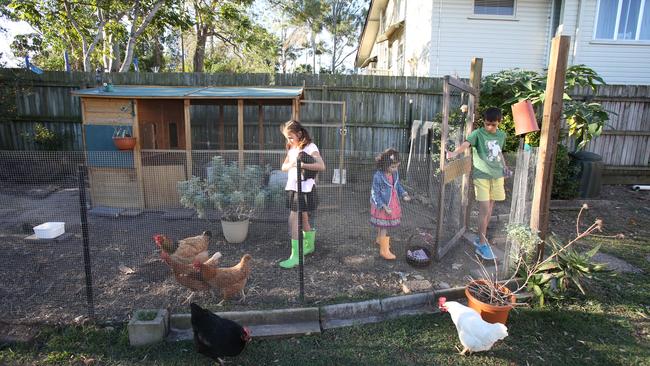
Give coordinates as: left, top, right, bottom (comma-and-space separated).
298, 151, 318, 180
190, 303, 251, 365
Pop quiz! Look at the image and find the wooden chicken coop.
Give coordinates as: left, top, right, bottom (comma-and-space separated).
72, 85, 304, 209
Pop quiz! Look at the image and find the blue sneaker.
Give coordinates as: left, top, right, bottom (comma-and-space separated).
472, 238, 481, 249
475, 243, 496, 260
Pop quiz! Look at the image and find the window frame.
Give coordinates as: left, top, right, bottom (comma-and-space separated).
472, 0, 517, 19
593, 0, 650, 41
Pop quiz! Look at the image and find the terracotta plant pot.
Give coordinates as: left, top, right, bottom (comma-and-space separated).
511, 99, 539, 136
113, 137, 137, 150
465, 279, 516, 324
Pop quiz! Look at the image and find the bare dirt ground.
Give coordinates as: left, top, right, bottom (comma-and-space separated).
0, 182, 647, 325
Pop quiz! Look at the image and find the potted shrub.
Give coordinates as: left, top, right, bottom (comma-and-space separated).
112, 126, 136, 150
466, 206, 608, 324
178, 156, 265, 243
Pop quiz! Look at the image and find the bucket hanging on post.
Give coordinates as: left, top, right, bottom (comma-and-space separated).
511, 100, 539, 136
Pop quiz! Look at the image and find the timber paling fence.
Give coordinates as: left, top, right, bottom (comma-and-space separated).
0, 69, 648, 171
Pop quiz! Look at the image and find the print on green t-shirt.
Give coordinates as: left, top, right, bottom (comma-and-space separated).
466, 127, 506, 179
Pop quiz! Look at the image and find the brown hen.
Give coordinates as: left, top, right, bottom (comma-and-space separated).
154, 231, 212, 264
193, 254, 253, 306
160, 248, 222, 304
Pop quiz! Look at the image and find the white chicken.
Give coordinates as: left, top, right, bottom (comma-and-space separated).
438, 296, 508, 355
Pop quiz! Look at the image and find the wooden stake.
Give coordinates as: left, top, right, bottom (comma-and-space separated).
464, 58, 482, 229
530, 35, 571, 259
184, 99, 192, 178
258, 103, 264, 164
218, 104, 225, 150
238, 99, 244, 168
132, 99, 145, 208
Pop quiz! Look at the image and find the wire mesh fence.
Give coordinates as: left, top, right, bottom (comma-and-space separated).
0, 145, 535, 324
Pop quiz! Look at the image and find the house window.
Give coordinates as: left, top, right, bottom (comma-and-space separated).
396, 36, 405, 76
474, 0, 515, 16
595, 0, 650, 40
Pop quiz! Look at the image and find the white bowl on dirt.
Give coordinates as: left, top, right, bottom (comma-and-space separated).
33, 222, 65, 239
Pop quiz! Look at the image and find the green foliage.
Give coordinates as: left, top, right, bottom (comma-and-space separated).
112, 126, 132, 138
21, 123, 68, 151
523, 236, 609, 307
294, 63, 313, 74
134, 310, 157, 321
322, 0, 365, 73
178, 176, 210, 218
191, 0, 278, 73
564, 100, 610, 151
7, 0, 187, 72
480, 65, 610, 152
506, 223, 542, 264
178, 156, 266, 221
551, 144, 579, 199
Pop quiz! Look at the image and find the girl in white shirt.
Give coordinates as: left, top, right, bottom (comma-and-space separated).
279, 120, 326, 269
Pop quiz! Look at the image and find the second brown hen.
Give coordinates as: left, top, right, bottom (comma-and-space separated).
161, 250, 222, 303
193, 254, 253, 305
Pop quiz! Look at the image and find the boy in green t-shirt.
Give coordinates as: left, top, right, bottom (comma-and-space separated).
446, 107, 510, 260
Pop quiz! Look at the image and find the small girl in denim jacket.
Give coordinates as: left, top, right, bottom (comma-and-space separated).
370, 148, 411, 260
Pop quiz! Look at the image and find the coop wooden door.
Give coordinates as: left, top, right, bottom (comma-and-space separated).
434, 59, 482, 260
142, 165, 186, 208
298, 99, 346, 209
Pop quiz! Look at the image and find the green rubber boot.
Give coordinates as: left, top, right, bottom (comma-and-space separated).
303, 230, 316, 255
279, 239, 302, 269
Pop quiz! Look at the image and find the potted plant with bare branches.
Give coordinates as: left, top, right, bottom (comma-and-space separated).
466, 205, 610, 324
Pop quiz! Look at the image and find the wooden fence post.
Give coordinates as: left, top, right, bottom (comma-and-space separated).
530, 35, 571, 259
464, 58, 482, 230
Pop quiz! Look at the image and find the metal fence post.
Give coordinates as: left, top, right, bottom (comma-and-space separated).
77, 164, 95, 320
297, 159, 304, 303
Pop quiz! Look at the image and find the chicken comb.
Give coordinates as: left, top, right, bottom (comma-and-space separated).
437, 297, 446, 306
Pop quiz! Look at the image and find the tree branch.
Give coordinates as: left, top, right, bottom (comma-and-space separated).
63, 0, 85, 49
134, 0, 164, 38
334, 48, 356, 69
210, 32, 244, 60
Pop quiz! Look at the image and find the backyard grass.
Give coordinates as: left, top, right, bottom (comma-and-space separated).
1, 236, 648, 366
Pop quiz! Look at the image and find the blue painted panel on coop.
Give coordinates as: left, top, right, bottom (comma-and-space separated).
85, 124, 134, 168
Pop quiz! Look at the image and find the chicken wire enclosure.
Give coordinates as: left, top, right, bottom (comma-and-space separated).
0, 151, 91, 323
0, 145, 537, 324
3, 62, 548, 323
298, 100, 347, 208
407, 75, 479, 261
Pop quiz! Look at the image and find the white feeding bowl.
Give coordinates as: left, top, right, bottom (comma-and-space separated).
33, 222, 65, 239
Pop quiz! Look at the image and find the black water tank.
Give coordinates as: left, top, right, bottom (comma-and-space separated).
570, 151, 604, 198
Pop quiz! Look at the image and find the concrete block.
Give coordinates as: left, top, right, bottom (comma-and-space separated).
170, 313, 191, 330
167, 307, 320, 341
128, 309, 169, 347
320, 300, 382, 329
381, 292, 434, 313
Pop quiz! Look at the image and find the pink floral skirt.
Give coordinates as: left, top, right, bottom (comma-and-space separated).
370, 188, 401, 228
